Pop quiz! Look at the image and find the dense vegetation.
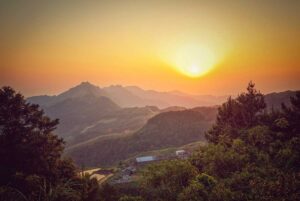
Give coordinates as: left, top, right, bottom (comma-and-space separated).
96, 82, 300, 201
1, 82, 299, 201
0, 87, 99, 201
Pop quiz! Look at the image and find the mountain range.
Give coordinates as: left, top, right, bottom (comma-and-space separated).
28, 81, 228, 108
27, 81, 226, 142
27, 82, 298, 166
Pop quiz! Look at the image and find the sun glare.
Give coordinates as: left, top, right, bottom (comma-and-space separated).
167, 44, 218, 78
184, 64, 205, 77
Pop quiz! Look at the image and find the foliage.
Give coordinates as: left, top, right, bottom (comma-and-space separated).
0, 86, 100, 201
0, 87, 65, 184
206, 81, 266, 144
177, 173, 217, 201
118, 195, 144, 201
141, 160, 198, 201
189, 83, 300, 201
124, 82, 300, 201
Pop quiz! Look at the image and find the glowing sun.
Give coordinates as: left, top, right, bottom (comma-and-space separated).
182, 64, 209, 77
169, 44, 217, 78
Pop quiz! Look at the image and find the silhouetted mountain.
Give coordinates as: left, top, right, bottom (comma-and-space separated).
28, 82, 106, 107
160, 106, 187, 113
102, 85, 147, 107
27, 82, 120, 139
27, 83, 186, 144
265, 90, 297, 110
66, 107, 217, 166
27, 95, 57, 107
57, 81, 106, 100
125, 86, 219, 107
28, 82, 228, 109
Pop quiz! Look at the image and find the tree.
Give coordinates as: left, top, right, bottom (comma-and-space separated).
0, 86, 93, 201
0, 86, 72, 184
142, 160, 198, 201
281, 91, 300, 134
178, 173, 217, 201
192, 85, 300, 201
206, 82, 266, 144
236, 81, 266, 127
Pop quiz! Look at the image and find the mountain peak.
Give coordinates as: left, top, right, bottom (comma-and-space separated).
58, 81, 103, 100
80, 81, 91, 85
77, 81, 98, 88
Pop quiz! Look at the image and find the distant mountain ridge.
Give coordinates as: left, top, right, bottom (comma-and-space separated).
264, 90, 297, 110
28, 82, 229, 109
28, 82, 106, 107
28, 82, 298, 110
26, 82, 227, 141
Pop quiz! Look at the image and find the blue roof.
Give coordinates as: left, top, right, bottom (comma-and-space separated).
136, 156, 156, 163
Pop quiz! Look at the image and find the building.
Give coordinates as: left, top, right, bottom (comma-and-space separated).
136, 156, 156, 163
175, 150, 187, 159
176, 150, 186, 156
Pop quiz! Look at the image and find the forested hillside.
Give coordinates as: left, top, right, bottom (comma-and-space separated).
66, 108, 217, 166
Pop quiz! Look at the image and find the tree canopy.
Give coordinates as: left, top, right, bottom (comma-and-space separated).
131, 82, 300, 201
0, 87, 99, 201
1, 83, 299, 201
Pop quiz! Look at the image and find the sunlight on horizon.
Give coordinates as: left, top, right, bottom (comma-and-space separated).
165, 43, 220, 78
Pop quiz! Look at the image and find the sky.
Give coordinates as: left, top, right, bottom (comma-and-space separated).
1, 0, 299, 96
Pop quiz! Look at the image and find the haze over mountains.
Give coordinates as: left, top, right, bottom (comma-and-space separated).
27, 81, 226, 141
27, 82, 298, 166
28, 81, 228, 108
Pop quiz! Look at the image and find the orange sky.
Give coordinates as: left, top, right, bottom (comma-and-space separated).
1, 1, 299, 96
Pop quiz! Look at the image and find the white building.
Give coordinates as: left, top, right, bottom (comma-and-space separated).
175, 150, 186, 156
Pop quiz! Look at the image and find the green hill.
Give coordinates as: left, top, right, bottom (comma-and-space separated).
66, 107, 217, 166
